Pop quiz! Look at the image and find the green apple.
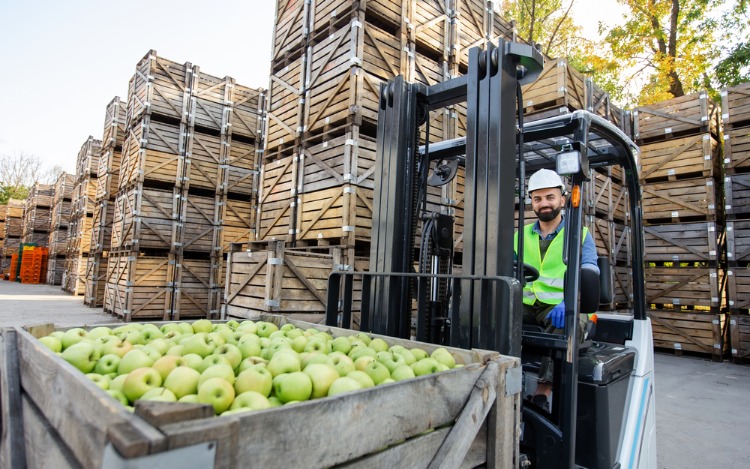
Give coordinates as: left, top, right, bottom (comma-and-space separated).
238, 335, 262, 359
390, 346, 417, 365
181, 353, 204, 370
94, 354, 121, 375
181, 333, 215, 358
304, 338, 331, 354
256, 321, 278, 338
354, 332, 372, 345
199, 354, 233, 373
152, 355, 187, 381
237, 321, 258, 334
302, 352, 329, 369
197, 377, 235, 414
411, 347, 429, 361
178, 394, 199, 403
280, 323, 296, 333
235, 365, 274, 397
346, 370, 375, 388
430, 347, 456, 369
363, 361, 391, 385
140, 324, 164, 342
304, 363, 340, 399
160, 323, 182, 335
368, 338, 389, 353
267, 350, 301, 377
381, 378, 396, 384
146, 338, 171, 356
213, 324, 235, 342
375, 351, 407, 373
86, 373, 110, 390
226, 331, 246, 345
231, 391, 271, 411
268, 396, 283, 407
262, 339, 293, 361
330, 336, 352, 355
411, 358, 442, 376
226, 319, 240, 330
106, 389, 129, 406
291, 335, 308, 353
124, 330, 146, 346
327, 377, 363, 396
391, 365, 416, 381
268, 330, 287, 341
101, 338, 133, 358
327, 352, 355, 377
206, 332, 227, 350
272, 372, 312, 403
164, 366, 201, 399
50, 331, 65, 340
166, 344, 185, 356
118, 349, 155, 374
112, 323, 141, 336
110, 373, 129, 392
141, 387, 177, 402
199, 364, 236, 388
192, 319, 214, 334
86, 326, 113, 340
61, 341, 100, 373
214, 343, 243, 370
354, 355, 376, 372
285, 328, 304, 340
39, 336, 62, 353
177, 322, 195, 335
122, 367, 162, 402
140, 346, 164, 363
61, 328, 88, 349
349, 346, 377, 362
238, 356, 268, 373
162, 330, 182, 342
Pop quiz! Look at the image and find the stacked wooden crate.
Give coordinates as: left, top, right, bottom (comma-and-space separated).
46, 173, 75, 285
1, 200, 25, 277
103, 50, 264, 321
63, 137, 102, 295
84, 97, 126, 307
634, 91, 726, 359
0, 204, 5, 274
722, 81, 750, 362
21, 183, 54, 247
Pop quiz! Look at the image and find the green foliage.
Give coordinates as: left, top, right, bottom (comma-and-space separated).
0, 186, 29, 205
715, 0, 750, 86
500, 0, 589, 58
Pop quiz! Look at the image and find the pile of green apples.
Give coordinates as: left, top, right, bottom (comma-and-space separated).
37, 319, 460, 416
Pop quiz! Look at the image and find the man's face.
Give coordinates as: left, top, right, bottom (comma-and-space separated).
531, 187, 565, 223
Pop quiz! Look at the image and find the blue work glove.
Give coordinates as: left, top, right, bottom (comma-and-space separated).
545, 301, 566, 329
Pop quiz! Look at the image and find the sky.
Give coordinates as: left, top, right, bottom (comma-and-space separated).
0, 0, 622, 176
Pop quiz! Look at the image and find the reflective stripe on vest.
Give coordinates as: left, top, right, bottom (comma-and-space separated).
514, 224, 589, 306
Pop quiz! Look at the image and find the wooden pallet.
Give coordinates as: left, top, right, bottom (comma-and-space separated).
649, 310, 727, 360
721, 81, 750, 129
638, 133, 721, 182
265, 54, 306, 152
103, 253, 175, 321
303, 15, 409, 136
119, 117, 187, 189
520, 58, 586, 114
723, 125, 750, 174
642, 177, 721, 223
126, 50, 192, 125
633, 91, 718, 143
644, 222, 723, 264
727, 219, 750, 265
724, 173, 750, 219
727, 267, 750, 313
729, 315, 750, 362
645, 266, 724, 309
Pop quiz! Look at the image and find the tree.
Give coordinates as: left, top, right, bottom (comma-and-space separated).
500, 0, 588, 58
0, 152, 49, 204
715, 0, 750, 86
590, 0, 719, 105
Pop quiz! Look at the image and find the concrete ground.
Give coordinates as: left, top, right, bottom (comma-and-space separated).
1, 280, 749, 467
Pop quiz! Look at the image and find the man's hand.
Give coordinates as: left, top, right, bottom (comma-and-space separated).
545, 301, 565, 329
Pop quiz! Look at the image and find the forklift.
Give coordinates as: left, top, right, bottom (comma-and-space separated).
325, 39, 657, 469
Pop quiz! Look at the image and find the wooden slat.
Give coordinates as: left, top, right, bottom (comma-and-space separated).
721, 81, 750, 128
634, 91, 718, 142
724, 173, 750, 218
645, 266, 724, 309
642, 177, 720, 223
644, 222, 722, 263
729, 315, 750, 361
727, 220, 750, 265
520, 58, 586, 114
727, 267, 750, 312
649, 310, 726, 358
722, 125, 750, 174
639, 133, 721, 182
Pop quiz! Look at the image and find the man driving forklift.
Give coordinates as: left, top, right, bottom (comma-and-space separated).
514, 168, 599, 411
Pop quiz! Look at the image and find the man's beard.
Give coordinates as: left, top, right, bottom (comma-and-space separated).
536, 205, 562, 223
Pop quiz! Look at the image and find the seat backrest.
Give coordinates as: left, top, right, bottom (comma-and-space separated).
597, 256, 613, 305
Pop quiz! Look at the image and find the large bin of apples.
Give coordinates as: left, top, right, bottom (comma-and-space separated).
0, 316, 521, 468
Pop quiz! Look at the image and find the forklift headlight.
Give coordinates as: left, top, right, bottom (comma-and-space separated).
556, 150, 581, 176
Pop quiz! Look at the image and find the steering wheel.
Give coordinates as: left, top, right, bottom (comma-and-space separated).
514, 260, 539, 284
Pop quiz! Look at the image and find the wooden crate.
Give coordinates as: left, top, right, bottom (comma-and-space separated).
172, 257, 223, 319
724, 173, 750, 219
452, 0, 492, 69
611, 264, 633, 309
271, 0, 309, 65
633, 91, 718, 143
645, 266, 724, 309
727, 267, 750, 314
723, 125, 750, 175
102, 96, 127, 156
308, 0, 407, 36
257, 155, 298, 241
52, 173, 75, 207
95, 147, 124, 201
126, 50, 192, 125
73, 176, 98, 218
229, 84, 264, 142
76, 137, 103, 182
638, 133, 721, 182
520, 58, 586, 114
303, 15, 409, 136
90, 198, 115, 253
222, 138, 260, 196
583, 168, 629, 222
189, 66, 232, 132
726, 220, 750, 265
299, 127, 377, 193
83, 253, 108, 308
21, 232, 48, 247
50, 199, 72, 231
62, 252, 88, 296
45, 256, 65, 285
184, 131, 223, 192
586, 217, 631, 267
103, 253, 175, 321
216, 197, 256, 253
68, 214, 94, 257
296, 185, 374, 244
265, 54, 306, 151
648, 310, 727, 359
642, 177, 721, 223
119, 117, 187, 189
47, 229, 69, 258
225, 242, 347, 319
721, 81, 750, 128
0, 319, 519, 469
643, 222, 723, 264
729, 315, 750, 362
22, 206, 51, 236
585, 77, 628, 128
111, 186, 180, 252
408, 0, 451, 58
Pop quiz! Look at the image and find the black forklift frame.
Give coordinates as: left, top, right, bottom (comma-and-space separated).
325, 38, 647, 469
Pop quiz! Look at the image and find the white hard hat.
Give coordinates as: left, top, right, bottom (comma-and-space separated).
527, 169, 565, 196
